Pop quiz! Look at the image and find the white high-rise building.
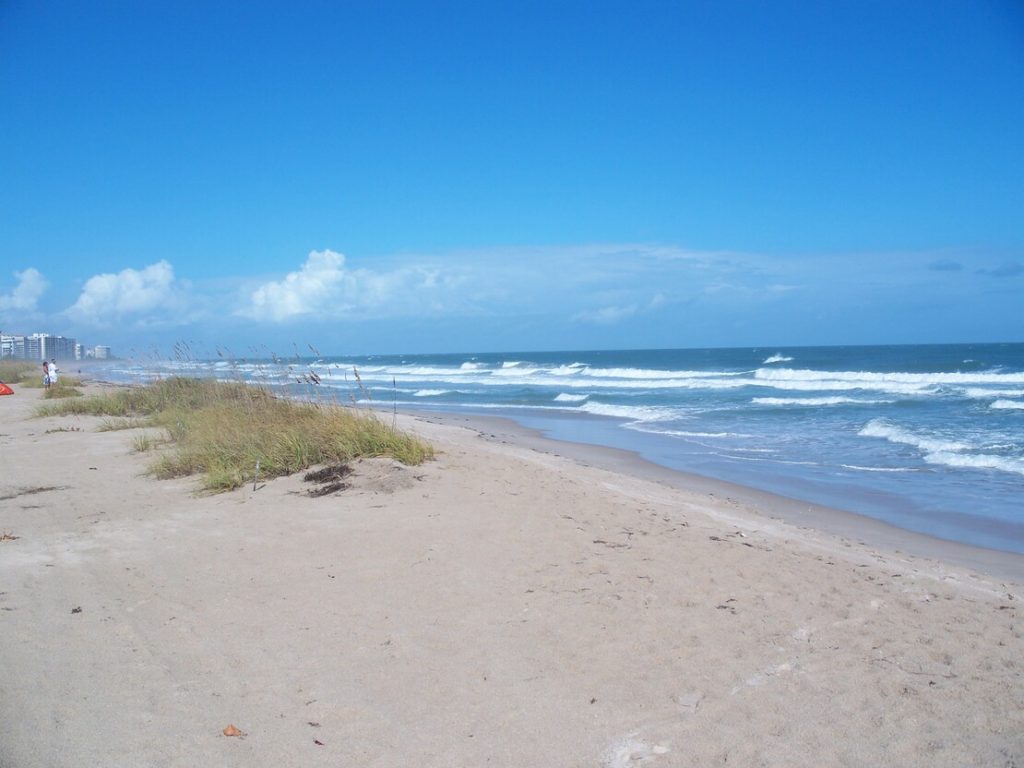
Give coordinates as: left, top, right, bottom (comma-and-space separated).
1, 333, 77, 360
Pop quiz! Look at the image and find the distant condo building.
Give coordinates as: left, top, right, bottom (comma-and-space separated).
0, 332, 113, 361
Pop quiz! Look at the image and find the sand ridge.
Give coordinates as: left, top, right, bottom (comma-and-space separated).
1, 385, 1022, 767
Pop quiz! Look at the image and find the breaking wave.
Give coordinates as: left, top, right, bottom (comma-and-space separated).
923, 451, 1024, 476
554, 393, 588, 403
578, 402, 680, 422
859, 419, 971, 453
753, 396, 890, 407
859, 419, 1024, 476
744, 367, 1024, 399
963, 388, 1024, 399
991, 399, 1024, 410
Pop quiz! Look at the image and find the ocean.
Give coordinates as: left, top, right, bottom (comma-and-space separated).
94, 343, 1024, 554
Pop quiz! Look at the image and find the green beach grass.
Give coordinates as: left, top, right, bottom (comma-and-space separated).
0, 361, 38, 386
35, 376, 434, 492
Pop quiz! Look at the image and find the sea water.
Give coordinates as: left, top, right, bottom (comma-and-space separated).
98, 343, 1024, 554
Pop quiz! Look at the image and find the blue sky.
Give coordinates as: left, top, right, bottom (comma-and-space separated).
1, 0, 1021, 356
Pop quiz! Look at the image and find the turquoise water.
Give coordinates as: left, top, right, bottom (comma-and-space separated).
98, 343, 1024, 553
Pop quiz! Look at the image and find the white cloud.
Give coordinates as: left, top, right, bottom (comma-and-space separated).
237, 244, 733, 326
240, 249, 474, 322
0, 268, 48, 312
247, 249, 348, 321
66, 261, 182, 326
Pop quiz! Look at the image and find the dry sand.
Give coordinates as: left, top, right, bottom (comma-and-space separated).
1, 385, 1022, 767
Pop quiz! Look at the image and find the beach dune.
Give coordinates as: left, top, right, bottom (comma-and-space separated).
1, 386, 1021, 767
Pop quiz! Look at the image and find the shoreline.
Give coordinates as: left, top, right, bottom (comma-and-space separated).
39, 373, 1024, 579
78, 361, 1024, 559
47, 373, 1024, 581
2, 383, 1023, 765
397, 407, 1024, 584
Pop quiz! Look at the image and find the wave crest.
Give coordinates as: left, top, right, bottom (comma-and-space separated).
754, 396, 890, 407
554, 393, 588, 403
991, 399, 1024, 410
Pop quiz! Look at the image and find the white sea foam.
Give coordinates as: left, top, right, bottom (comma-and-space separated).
858, 419, 1024, 476
859, 419, 971, 453
763, 354, 794, 364
352, 361, 1009, 397
492, 365, 540, 377
991, 399, 1024, 410
754, 377, 932, 395
923, 451, 1024, 476
548, 364, 587, 376
840, 464, 917, 473
357, 371, 751, 391
554, 393, 589, 402
413, 389, 449, 397
366, 365, 474, 377
384, 400, 565, 413
717, 452, 820, 466
582, 366, 743, 380
753, 396, 890, 407
756, 367, 1024, 387
963, 388, 1024, 399
628, 425, 750, 439
349, 364, 389, 374
579, 401, 679, 422
583, 376, 749, 390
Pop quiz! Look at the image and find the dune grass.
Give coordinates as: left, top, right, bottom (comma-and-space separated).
0, 361, 37, 385
36, 376, 433, 492
42, 382, 83, 398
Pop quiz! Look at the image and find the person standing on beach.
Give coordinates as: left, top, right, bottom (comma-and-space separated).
49, 360, 59, 385
42, 360, 50, 388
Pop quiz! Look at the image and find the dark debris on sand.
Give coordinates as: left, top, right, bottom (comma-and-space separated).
304, 464, 352, 497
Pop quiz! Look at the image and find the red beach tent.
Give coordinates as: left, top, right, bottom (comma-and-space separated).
0, 382, 14, 395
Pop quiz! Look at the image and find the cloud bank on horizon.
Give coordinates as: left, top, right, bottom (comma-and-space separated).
1, 245, 1020, 354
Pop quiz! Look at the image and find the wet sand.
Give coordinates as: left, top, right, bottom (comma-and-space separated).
1, 385, 1022, 766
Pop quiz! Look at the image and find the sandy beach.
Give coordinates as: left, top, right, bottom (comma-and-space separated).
1, 385, 1022, 767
